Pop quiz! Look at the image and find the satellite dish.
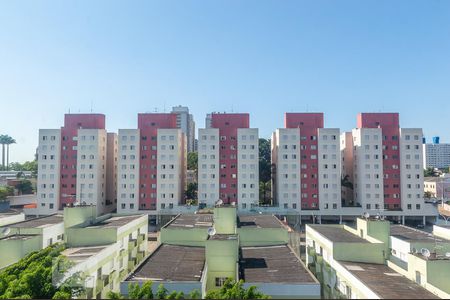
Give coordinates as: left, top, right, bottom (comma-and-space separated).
207, 227, 216, 236
1, 227, 11, 236
375, 213, 381, 220
363, 212, 370, 219
231, 201, 236, 206
412, 248, 418, 254
215, 199, 223, 206
194, 210, 198, 214
445, 252, 450, 258
258, 211, 263, 214
421, 248, 431, 258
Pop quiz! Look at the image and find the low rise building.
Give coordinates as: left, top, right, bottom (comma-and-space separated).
61, 206, 149, 299
424, 177, 450, 199
121, 206, 320, 299
0, 214, 64, 269
306, 217, 450, 299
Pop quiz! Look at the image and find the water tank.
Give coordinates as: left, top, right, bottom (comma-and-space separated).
433, 136, 440, 144
422, 137, 426, 144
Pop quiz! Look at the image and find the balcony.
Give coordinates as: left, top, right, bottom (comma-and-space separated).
128, 257, 137, 270
128, 238, 137, 249
137, 250, 145, 261
138, 233, 146, 243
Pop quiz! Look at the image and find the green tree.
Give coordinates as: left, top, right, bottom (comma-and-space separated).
15, 179, 33, 195
341, 175, 353, 190
188, 289, 201, 299
424, 167, 438, 177
0, 135, 8, 170
424, 191, 433, 199
4, 136, 16, 171
187, 152, 198, 171
155, 284, 168, 299
205, 278, 270, 299
259, 138, 272, 205
107, 290, 125, 299
185, 183, 198, 201
128, 281, 154, 299
0, 186, 14, 201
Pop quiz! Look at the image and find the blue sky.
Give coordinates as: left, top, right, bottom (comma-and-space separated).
1, 0, 450, 162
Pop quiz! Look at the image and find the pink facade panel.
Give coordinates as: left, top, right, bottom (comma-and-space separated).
211, 113, 249, 204
138, 113, 177, 210
59, 114, 105, 208
285, 113, 324, 209
358, 113, 401, 210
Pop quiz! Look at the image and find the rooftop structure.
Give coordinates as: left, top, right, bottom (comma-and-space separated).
122, 206, 320, 299
306, 217, 450, 299
240, 245, 316, 284
127, 244, 205, 282
308, 225, 369, 243
338, 261, 438, 299
10, 214, 63, 228
84, 215, 144, 229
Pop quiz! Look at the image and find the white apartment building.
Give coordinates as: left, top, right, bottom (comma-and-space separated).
157, 129, 186, 211
317, 128, 341, 212
198, 128, 220, 207
237, 128, 259, 210
197, 127, 259, 210
37, 129, 61, 215
423, 142, 450, 169
117, 129, 140, 214
76, 129, 108, 216
271, 128, 301, 211
399, 128, 424, 211
351, 128, 384, 211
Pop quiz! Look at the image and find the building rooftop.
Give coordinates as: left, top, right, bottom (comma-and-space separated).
165, 214, 213, 229
308, 225, 369, 243
338, 261, 439, 299
0, 234, 38, 241
10, 214, 63, 228
391, 225, 449, 243
63, 245, 111, 263
127, 244, 205, 282
238, 215, 284, 229
240, 245, 316, 284
85, 215, 144, 229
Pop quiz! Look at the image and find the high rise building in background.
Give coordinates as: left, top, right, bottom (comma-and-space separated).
36, 114, 117, 216
117, 113, 186, 213
198, 113, 259, 209
272, 113, 341, 212
341, 113, 424, 213
423, 137, 450, 169
171, 106, 195, 153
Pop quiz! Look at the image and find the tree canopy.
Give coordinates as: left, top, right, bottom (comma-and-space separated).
0, 243, 84, 299
205, 278, 270, 299
187, 152, 198, 171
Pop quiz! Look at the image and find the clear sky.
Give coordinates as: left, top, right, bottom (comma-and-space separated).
1, 0, 450, 163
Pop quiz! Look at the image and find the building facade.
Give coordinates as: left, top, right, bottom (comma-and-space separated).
198, 113, 259, 210
423, 140, 450, 169
272, 113, 341, 212
171, 106, 196, 153
116, 113, 186, 213
36, 114, 116, 216
341, 113, 425, 213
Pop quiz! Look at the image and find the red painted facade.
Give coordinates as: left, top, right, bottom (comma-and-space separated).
59, 114, 105, 208
138, 113, 178, 210
211, 113, 249, 204
285, 113, 324, 209
357, 113, 401, 210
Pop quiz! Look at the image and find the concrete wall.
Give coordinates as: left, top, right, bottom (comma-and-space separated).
0, 235, 41, 269
120, 281, 202, 298
237, 228, 288, 247
205, 237, 239, 291
213, 207, 236, 234
243, 283, 320, 299
159, 228, 208, 247
0, 213, 24, 226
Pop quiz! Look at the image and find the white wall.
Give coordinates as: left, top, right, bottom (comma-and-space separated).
237, 128, 259, 210
76, 129, 107, 216
198, 128, 219, 207
400, 128, 424, 212
117, 129, 140, 214
318, 128, 341, 212
37, 129, 61, 215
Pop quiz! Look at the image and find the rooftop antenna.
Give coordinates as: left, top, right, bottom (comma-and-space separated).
421, 248, 431, 258
90, 100, 93, 113
153, 107, 158, 113
163, 102, 166, 113
207, 227, 216, 236
1, 227, 11, 236
363, 212, 370, 220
